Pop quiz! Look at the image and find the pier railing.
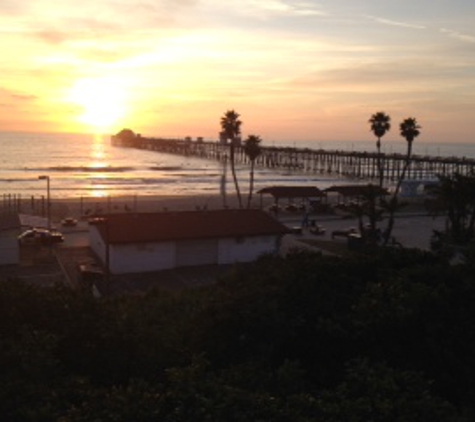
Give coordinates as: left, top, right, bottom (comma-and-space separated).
112, 135, 475, 181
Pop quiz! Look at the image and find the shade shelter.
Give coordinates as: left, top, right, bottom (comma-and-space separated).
324, 184, 389, 211
256, 186, 326, 211
325, 184, 389, 199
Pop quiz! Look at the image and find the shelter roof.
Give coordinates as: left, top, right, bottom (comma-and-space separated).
256, 186, 326, 199
325, 184, 389, 197
90, 209, 289, 244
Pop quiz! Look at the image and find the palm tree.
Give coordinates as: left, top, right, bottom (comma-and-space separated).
243, 135, 262, 208
220, 110, 243, 208
393, 117, 421, 193
369, 112, 391, 188
399, 117, 420, 149
382, 117, 421, 244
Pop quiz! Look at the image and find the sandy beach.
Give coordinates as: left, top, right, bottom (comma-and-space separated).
52, 193, 277, 218
2, 183, 429, 217
5, 189, 429, 221
1, 192, 277, 222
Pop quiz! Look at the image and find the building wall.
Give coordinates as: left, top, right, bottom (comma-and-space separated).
110, 241, 175, 274
0, 231, 20, 265
218, 235, 278, 264
89, 226, 106, 263
90, 225, 280, 275
175, 238, 218, 267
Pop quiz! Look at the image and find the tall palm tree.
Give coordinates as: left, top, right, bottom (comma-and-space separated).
382, 117, 421, 244
395, 117, 421, 191
369, 111, 391, 188
243, 134, 262, 208
399, 117, 420, 149
220, 110, 243, 208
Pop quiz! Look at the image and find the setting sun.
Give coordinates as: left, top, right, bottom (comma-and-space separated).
68, 77, 128, 132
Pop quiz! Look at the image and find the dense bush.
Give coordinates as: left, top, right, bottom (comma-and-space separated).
1, 248, 474, 420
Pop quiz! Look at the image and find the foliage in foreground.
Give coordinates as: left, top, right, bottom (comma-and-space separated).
1, 248, 475, 421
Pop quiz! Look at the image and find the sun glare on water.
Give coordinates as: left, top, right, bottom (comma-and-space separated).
68, 77, 128, 132
90, 133, 107, 164
88, 134, 112, 198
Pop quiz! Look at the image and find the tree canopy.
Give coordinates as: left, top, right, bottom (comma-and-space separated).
1, 248, 474, 420
369, 111, 391, 145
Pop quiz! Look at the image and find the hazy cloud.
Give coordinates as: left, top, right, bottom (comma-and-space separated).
12, 93, 37, 101
440, 28, 475, 43
104, 0, 200, 27
35, 30, 70, 44
0, 0, 27, 14
364, 14, 425, 30
288, 60, 471, 92
77, 47, 136, 63
232, 0, 327, 18
32, 17, 125, 45
0, 87, 37, 101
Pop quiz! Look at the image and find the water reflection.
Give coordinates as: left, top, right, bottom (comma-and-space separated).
90, 133, 107, 166
91, 185, 108, 198
89, 134, 110, 198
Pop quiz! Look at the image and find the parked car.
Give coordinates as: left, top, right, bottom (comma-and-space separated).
18, 228, 64, 246
61, 217, 78, 227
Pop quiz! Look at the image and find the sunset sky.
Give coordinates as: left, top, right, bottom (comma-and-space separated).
1, 0, 474, 143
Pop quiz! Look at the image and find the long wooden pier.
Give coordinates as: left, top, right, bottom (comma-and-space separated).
112, 135, 475, 181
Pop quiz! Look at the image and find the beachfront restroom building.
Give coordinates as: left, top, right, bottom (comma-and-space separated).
88, 209, 288, 275
0, 214, 21, 266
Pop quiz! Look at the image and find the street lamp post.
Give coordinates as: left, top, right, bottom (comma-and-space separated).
38, 175, 51, 230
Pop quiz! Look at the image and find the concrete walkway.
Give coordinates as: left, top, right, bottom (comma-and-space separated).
278, 212, 446, 254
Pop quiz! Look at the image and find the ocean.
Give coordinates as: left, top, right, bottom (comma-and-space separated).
1, 131, 474, 200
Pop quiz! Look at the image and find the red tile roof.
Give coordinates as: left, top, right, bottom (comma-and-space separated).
91, 209, 289, 244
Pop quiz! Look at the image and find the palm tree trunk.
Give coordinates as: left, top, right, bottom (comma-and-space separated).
230, 142, 243, 208
393, 143, 413, 197
382, 143, 413, 245
377, 138, 383, 189
247, 161, 255, 209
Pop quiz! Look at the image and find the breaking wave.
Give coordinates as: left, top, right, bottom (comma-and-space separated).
24, 166, 135, 173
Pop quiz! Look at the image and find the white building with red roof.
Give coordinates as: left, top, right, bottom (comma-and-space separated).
0, 213, 21, 266
89, 209, 288, 275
